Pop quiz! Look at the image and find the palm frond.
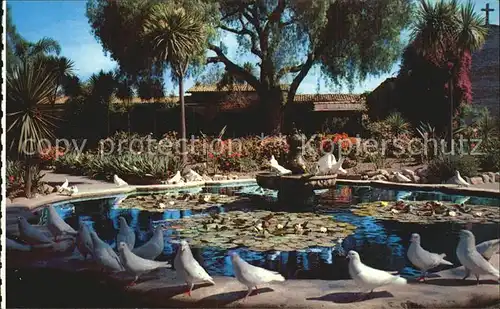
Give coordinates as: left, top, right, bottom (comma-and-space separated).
7, 61, 59, 155
143, 5, 207, 75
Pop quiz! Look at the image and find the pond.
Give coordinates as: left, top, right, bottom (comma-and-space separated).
35, 184, 499, 281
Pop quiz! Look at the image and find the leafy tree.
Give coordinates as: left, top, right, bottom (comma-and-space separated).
7, 61, 59, 197
87, 0, 413, 133
399, 0, 487, 136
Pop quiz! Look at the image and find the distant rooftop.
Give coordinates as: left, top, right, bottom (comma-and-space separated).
187, 83, 290, 93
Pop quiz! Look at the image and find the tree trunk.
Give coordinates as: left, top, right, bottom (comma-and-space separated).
448, 78, 454, 151
179, 73, 187, 165
261, 87, 284, 134
24, 157, 33, 198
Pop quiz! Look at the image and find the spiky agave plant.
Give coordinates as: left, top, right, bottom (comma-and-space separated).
7, 60, 59, 197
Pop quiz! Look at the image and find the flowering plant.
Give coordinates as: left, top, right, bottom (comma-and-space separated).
39, 146, 66, 166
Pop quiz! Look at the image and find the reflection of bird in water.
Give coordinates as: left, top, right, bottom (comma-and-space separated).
396, 191, 412, 201
451, 196, 470, 205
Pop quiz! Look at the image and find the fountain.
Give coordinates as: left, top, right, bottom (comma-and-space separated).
256, 127, 338, 208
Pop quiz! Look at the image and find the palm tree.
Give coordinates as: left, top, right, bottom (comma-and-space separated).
88, 70, 117, 138
7, 61, 59, 197
14, 37, 61, 63
143, 5, 207, 164
44, 56, 76, 106
410, 0, 487, 145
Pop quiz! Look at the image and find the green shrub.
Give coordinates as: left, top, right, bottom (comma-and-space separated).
428, 155, 479, 182
7, 160, 45, 198
54, 152, 184, 181
479, 138, 500, 171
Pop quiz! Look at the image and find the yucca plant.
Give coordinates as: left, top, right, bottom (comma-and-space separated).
385, 112, 410, 136
7, 60, 59, 197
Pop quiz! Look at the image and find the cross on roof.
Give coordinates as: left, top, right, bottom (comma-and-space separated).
481, 3, 495, 25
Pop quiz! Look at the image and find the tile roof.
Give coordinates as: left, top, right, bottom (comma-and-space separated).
293, 94, 364, 103
187, 84, 289, 93
52, 96, 179, 105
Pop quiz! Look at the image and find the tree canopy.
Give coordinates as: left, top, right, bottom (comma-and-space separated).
87, 0, 414, 133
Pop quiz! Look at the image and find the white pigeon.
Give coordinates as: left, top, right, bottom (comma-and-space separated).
316, 153, 335, 175
316, 154, 347, 175
117, 217, 135, 249
457, 230, 500, 283
58, 178, 69, 193
395, 172, 412, 183
6, 238, 32, 252
90, 231, 124, 272
476, 239, 500, 261
230, 251, 285, 300
118, 242, 171, 286
330, 157, 347, 175
407, 233, 453, 281
269, 155, 292, 175
183, 169, 203, 182
46, 205, 77, 240
463, 239, 500, 280
174, 240, 215, 296
446, 170, 469, 186
347, 250, 406, 299
167, 171, 183, 184
114, 174, 128, 187
132, 227, 164, 260
76, 223, 93, 260
17, 216, 55, 246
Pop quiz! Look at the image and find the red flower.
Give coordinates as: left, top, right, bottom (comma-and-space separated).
208, 153, 214, 158
226, 162, 230, 166
9, 176, 14, 182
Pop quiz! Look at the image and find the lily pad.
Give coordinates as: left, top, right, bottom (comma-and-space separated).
169, 209, 356, 251
352, 200, 500, 225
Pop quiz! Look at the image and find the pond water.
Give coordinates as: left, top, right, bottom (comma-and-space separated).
39, 184, 499, 281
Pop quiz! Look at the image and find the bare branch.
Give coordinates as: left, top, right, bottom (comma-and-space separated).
277, 64, 304, 80
207, 43, 262, 91
287, 42, 328, 103
264, 0, 286, 33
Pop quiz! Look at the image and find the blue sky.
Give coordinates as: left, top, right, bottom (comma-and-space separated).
9, 0, 500, 94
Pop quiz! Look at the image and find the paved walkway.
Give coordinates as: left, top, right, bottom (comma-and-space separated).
41, 170, 117, 191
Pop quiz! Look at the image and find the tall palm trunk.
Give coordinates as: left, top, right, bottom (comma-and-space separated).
24, 157, 33, 198
179, 71, 187, 165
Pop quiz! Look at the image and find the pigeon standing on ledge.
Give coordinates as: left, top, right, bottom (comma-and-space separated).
174, 240, 215, 296
457, 230, 499, 283
347, 250, 406, 299
132, 227, 164, 260
407, 233, 453, 281
118, 242, 170, 286
269, 155, 292, 175
117, 217, 135, 250
47, 205, 77, 241
57, 178, 69, 193
90, 231, 124, 272
114, 174, 128, 187
76, 223, 93, 260
463, 238, 500, 280
230, 251, 285, 301
446, 170, 469, 186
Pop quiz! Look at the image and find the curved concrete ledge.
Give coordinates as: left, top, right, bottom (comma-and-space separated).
336, 179, 500, 199
7, 253, 500, 309
7, 177, 498, 211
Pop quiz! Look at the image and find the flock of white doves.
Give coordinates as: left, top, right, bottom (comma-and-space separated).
10, 203, 500, 301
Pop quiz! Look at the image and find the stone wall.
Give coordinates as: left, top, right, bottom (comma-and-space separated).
471, 25, 499, 116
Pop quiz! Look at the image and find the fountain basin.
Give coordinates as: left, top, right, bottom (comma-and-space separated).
256, 172, 337, 207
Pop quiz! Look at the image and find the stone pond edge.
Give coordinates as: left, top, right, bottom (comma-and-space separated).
6, 177, 499, 211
